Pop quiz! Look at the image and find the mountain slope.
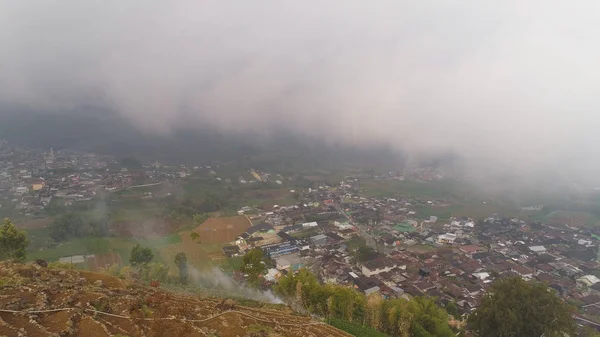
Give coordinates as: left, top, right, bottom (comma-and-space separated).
0, 262, 351, 337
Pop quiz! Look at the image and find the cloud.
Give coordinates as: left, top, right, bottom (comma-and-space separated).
1, 1, 599, 178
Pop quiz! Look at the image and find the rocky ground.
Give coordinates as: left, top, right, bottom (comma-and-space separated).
0, 262, 351, 337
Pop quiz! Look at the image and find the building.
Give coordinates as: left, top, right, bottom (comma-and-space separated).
577, 275, 600, 287
302, 221, 318, 228
362, 258, 398, 277
529, 246, 547, 254
437, 233, 457, 245
262, 242, 299, 258
31, 181, 45, 191
310, 234, 328, 246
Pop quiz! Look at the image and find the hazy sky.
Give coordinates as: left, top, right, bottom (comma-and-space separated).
1, 1, 599, 177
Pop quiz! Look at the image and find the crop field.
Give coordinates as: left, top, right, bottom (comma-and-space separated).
360, 179, 479, 200
544, 210, 599, 227
26, 234, 181, 265
190, 216, 252, 243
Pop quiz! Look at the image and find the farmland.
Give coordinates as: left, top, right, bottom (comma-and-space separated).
359, 179, 480, 201
189, 216, 251, 243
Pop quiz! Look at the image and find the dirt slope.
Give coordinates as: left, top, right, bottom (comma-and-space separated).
0, 263, 351, 337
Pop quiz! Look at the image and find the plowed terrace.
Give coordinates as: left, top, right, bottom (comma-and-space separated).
0, 263, 351, 337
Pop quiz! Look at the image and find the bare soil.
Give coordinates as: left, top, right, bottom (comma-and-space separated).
0, 262, 351, 337
190, 216, 252, 243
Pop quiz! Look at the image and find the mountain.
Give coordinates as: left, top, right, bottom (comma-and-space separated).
0, 262, 351, 337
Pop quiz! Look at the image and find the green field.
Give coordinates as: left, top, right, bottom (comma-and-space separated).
291, 228, 320, 239
26, 232, 182, 264
360, 179, 479, 200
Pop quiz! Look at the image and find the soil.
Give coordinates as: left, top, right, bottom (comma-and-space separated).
190, 215, 252, 243
0, 262, 351, 337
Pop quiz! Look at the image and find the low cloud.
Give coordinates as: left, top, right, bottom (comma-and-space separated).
1, 1, 599, 180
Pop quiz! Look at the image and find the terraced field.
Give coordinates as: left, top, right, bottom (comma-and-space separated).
0, 262, 351, 337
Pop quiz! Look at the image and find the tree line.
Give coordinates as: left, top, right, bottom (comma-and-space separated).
274, 268, 455, 337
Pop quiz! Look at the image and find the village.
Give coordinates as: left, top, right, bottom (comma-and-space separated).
224, 177, 600, 325
0, 140, 188, 217
2, 139, 600, 328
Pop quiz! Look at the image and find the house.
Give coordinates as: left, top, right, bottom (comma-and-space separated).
236, 223, 275, 245
438, 233, 457, 245
511, 264, 534, 278
310, 234, 328, 246
577, 275, 600, 287
472, 272, 490, 281
247, 223, 275, 236
32, 181, 45, 191
264, 268, 280, 282
302, 221, 319, 228
262, 242, 299, 258
528, 246, 547, 254
362, 258, 398, 277
460, 245, 481, 256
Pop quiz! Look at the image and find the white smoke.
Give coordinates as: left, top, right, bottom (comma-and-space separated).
188, 266, 283, 304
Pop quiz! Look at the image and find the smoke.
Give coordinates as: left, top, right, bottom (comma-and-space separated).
188, 266, 283, 304
1, 1, 600, 181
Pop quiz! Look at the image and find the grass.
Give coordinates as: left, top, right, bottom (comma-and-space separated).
183, 177, 227, 197
218, 256, 244, 274
291, 228, 320, 239
26, 234, 182, 265
158, 238, 226, 273
408, 244, 438, 253
360, 179, 479, 200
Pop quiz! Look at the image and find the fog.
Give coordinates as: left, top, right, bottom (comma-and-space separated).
1, 1, 599, 181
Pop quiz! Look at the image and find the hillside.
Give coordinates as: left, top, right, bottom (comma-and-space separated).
0, 262, 351, 337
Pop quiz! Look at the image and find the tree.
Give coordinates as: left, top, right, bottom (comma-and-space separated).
468, 277, 576, 337
241, 248, 267, 287
445, 301, 458, 318
49, 213, 84, 241
174, 252, 189, 284
129, 244, 153, 269
142, 262, 169, 283
189, 232, 200, 241
0, 218, 29, 261
202, 193, 224, 212
192, 213, 209, 226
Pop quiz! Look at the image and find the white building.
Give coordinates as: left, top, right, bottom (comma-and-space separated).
361, 258, 398, 277
577, 275, 600, 287
437, 233, 457, 245
528, 246, 547, 254
302, 221, 319, 228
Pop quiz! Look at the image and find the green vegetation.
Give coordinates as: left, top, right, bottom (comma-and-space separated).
361, 179, 477, 200
27, 234, 179, 265
393, 223, 416, 233
275, 269, 454, 337
290, 228, 320, 239
246, 324, 274, 334
174, 252, 189, 284
0, 218, 29, 261
240, 248, 267, 287
468, 277, 576, 337
49, 212, 109, 242
329, 318, 388, 337
129, 244, 154, 268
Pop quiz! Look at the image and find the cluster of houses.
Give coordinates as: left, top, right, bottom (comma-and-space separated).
0, 141, 185, 216
223, 178, 600, 326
